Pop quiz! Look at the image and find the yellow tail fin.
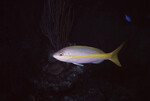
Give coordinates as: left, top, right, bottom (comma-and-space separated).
109, 42, 125, 67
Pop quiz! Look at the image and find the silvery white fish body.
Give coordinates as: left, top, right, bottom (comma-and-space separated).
53, 43, 124, 67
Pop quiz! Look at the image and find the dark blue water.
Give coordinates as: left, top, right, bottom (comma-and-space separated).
1, 0, 150, 101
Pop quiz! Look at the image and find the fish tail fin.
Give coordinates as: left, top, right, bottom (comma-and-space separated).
109, 42, 125, 67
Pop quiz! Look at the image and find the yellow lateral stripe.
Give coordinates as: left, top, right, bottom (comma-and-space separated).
64, 54, 110, 58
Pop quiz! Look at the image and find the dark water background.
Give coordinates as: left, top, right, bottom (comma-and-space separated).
1, 0, 150, 101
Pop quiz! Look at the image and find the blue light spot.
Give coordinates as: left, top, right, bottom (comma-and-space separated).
125, 14, 131, 22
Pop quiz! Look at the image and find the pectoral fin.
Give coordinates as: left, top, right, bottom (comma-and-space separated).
73, 63, 84, 66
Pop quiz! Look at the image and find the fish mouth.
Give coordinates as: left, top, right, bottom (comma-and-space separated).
52, 53, 56, 58
52, 53, 60, 59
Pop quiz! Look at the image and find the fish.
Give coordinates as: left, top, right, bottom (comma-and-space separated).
53, 42, 124, 67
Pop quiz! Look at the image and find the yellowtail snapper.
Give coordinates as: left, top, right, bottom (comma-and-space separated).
53, 42, 125, 67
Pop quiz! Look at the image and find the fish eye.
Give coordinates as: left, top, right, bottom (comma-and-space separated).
59, 53, 63, 56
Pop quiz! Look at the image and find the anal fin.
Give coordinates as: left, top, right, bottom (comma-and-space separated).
73, 63, 84, 66
92, 60, 104, 64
